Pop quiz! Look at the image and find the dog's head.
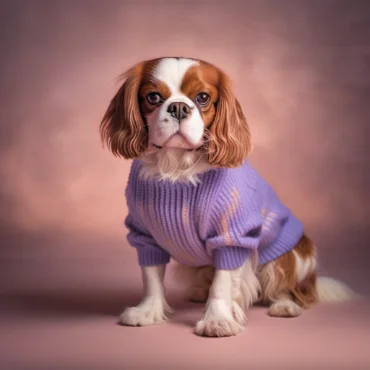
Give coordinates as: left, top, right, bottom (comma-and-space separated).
100, 57, 252, 168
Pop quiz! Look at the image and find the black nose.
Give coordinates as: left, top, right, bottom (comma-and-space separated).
167, 102, 191, 123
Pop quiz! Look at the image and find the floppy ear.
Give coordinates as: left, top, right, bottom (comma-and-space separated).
100, 63, 148, 159
207, 72, 253, 167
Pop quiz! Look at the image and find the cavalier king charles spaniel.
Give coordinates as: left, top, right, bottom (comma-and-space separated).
100, 57, 355, 337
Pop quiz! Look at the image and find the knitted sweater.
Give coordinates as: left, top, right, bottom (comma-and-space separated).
125, 159, 304, 270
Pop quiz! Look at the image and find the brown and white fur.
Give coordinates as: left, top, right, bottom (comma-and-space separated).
100, 57, 356, 337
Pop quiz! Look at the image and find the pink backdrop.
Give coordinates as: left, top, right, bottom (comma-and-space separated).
1, 1, 369, 369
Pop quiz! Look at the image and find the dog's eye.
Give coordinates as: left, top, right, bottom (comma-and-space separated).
196, 93, 210, 106
147, 92, 162, 105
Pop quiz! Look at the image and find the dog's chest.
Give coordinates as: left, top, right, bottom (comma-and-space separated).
129, 179, 208, 246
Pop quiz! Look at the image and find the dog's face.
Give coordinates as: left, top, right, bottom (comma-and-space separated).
141, 58, 216, 152
100, 57, 252, 167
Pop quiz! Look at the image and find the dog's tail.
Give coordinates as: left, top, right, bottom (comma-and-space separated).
316, 276, 358, 302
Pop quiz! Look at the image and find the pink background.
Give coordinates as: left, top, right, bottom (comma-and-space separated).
0, 1, 369, 369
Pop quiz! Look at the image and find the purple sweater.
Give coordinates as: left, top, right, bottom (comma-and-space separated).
125, 159, 304, 270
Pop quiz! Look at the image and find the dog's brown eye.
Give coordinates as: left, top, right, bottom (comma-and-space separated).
147, 92, 162, 105
196, 93, 210, 106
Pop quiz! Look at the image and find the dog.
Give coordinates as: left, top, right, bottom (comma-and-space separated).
100, 57, 355, 337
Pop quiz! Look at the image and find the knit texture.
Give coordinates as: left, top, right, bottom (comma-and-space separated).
125, 159, 304, 270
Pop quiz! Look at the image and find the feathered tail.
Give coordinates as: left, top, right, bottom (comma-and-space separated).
316, 276, 358, 302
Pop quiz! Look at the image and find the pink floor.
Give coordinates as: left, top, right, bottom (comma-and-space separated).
1, 235, 369, 370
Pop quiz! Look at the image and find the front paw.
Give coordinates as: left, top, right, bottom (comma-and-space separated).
119, 301, 171, 327
195, 318, 244, 337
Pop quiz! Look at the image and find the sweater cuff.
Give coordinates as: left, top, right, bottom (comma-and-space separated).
137, 248, 171, 266
212, 247, 250, 270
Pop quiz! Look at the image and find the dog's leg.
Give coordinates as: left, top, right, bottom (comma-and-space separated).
194, 264, 248, 337
258, 234, 318, 318
258, 261, 303, 317
119, 265, 172, 326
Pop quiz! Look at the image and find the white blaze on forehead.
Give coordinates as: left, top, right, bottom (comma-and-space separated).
153, 58, 199, 94
147, 57, 205, 153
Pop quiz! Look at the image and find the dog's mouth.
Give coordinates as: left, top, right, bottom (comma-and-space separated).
152, 143, 202, 152
152, 133, 203, 152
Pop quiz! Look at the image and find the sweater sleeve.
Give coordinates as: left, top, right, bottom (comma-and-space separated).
125, 213, 171, 267
205, 181, 264, 270
124, 160, 170, 267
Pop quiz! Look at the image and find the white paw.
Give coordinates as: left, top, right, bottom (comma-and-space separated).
268, 299, 302, 317
195, 318, 244, 337
119, 301, 171, 327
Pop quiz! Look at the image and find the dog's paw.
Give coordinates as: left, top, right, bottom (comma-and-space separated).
119, 302, 171, 327
194, 318, 244, 337
268, 299, 302, 318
